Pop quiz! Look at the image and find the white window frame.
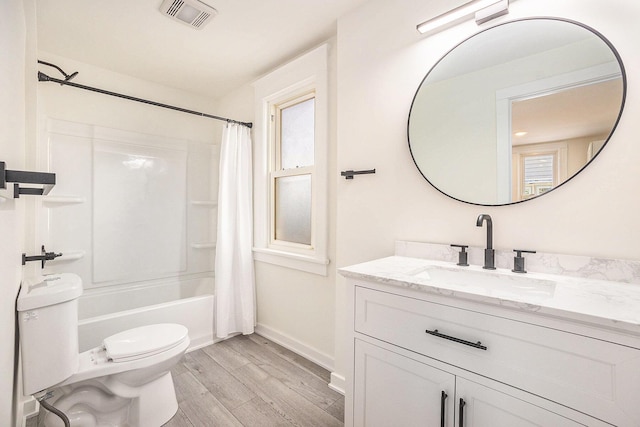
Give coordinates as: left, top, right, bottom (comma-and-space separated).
270, 91, 315, 250
512, 142, 567, 201
253, 44, 329, 275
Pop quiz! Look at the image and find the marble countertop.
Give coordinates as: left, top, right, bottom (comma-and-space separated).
339, 256, 640, 335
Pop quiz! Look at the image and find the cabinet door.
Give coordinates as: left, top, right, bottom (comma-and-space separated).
354, 339, 455, 427
455, 378, 586, 427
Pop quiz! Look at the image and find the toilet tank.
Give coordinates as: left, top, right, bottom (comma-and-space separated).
17, 273, 83, 395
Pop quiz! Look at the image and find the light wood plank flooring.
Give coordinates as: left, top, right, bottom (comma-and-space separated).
27, 334, 344, 427
164, 334, 344, 426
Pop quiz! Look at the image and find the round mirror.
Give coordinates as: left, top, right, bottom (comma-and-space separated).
408, 18, 626, 206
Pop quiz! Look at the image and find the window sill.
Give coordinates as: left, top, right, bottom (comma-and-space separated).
253, 247, 329, 276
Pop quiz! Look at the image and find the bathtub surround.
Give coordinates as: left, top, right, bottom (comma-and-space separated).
34, 119, 217, 359
40, 119, 216, 288
215, 123, 256, 338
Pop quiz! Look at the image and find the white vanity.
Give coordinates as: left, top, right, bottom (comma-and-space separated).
339, 244, 640, 427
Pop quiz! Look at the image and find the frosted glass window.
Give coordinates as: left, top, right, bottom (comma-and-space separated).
275, 175, 312, 245
280, 98, 315, 169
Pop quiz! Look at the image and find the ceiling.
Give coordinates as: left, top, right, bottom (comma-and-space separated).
36, 0, 369, 99
511, 78, 624, 146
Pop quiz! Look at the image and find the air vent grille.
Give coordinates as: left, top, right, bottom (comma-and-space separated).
166, 0, 184, 17
193, 12, 210, 27
159, 0, 217, 29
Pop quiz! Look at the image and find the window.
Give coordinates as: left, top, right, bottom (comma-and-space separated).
522, 153, 555, 198
512, 142, 567, 201
253, 45, 329, 275
271, 94, 315, 248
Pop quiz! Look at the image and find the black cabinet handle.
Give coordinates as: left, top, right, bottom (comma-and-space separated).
440, 390, 448, 427
426, 329, 487, 351
459, 398, 466, 427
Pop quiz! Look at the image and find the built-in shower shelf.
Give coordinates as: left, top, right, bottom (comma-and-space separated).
191, 243, 216, 250
190, 200, 217, 207
42, 195, 86, 205
51, 251, 85, 262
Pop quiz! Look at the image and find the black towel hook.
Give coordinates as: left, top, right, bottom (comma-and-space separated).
340, 169, 376, 180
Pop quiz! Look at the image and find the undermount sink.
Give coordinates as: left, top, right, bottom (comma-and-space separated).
409, 265, 556, 301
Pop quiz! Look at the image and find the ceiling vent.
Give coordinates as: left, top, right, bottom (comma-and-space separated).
159, 0, 217, 29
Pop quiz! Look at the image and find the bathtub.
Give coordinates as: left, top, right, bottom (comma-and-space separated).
77, 277, 215, 351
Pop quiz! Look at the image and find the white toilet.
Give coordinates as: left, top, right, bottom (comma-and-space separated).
17, 273, 190, 427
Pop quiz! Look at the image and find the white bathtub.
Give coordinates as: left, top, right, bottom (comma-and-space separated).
77, 277, 215, 351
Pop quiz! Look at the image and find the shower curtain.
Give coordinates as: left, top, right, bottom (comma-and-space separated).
215, 123, 255, 339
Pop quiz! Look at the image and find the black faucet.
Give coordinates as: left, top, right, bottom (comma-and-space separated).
476, 214, 495, 270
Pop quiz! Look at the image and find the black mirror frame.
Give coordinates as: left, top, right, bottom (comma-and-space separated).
407, 17, 627, 206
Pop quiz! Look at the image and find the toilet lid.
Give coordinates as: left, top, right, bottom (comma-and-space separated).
103, 324, 188, 362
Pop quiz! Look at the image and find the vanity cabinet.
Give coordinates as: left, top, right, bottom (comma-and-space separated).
354, 339, 584, 426
354, 339, 455, 426
345, 278, 640, 427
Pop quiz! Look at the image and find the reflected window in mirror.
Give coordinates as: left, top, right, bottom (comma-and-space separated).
513, 150, 559, 201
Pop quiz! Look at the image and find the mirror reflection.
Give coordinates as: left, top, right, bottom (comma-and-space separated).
408, 18, 625, 206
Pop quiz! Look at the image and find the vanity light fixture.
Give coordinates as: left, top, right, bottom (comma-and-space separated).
417, 0, 509, 35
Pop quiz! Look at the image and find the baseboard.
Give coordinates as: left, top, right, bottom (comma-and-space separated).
329, 372, 346, 395
187, 335, 215, 352
254, 323, 334, 372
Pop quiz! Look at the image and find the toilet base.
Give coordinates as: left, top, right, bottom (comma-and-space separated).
43, 372, 179, 427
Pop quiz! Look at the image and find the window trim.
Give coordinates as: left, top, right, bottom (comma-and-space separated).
253, 44, 329, 276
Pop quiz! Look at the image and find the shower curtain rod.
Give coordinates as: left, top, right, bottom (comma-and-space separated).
37, 70, 253, 129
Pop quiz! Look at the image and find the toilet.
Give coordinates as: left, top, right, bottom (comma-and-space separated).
17, 273, 190, 427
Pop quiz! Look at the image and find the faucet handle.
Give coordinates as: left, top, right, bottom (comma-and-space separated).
450, 244, 469, 267
512, 249, 536, 273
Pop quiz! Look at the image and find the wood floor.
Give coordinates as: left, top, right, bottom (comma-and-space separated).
163, 334, 344, 426
27, 334, 344, 427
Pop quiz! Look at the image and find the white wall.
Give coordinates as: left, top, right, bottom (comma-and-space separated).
37, 53, 222, 143
335, 0, 640, 384
217, 40, 339, 371
0, 0, 28, 425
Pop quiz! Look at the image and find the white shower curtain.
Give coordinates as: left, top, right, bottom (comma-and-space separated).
215, 123, 255, 339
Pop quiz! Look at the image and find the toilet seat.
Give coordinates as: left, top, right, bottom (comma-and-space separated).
104, 324, 188, 362
57, 324, 190, 387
